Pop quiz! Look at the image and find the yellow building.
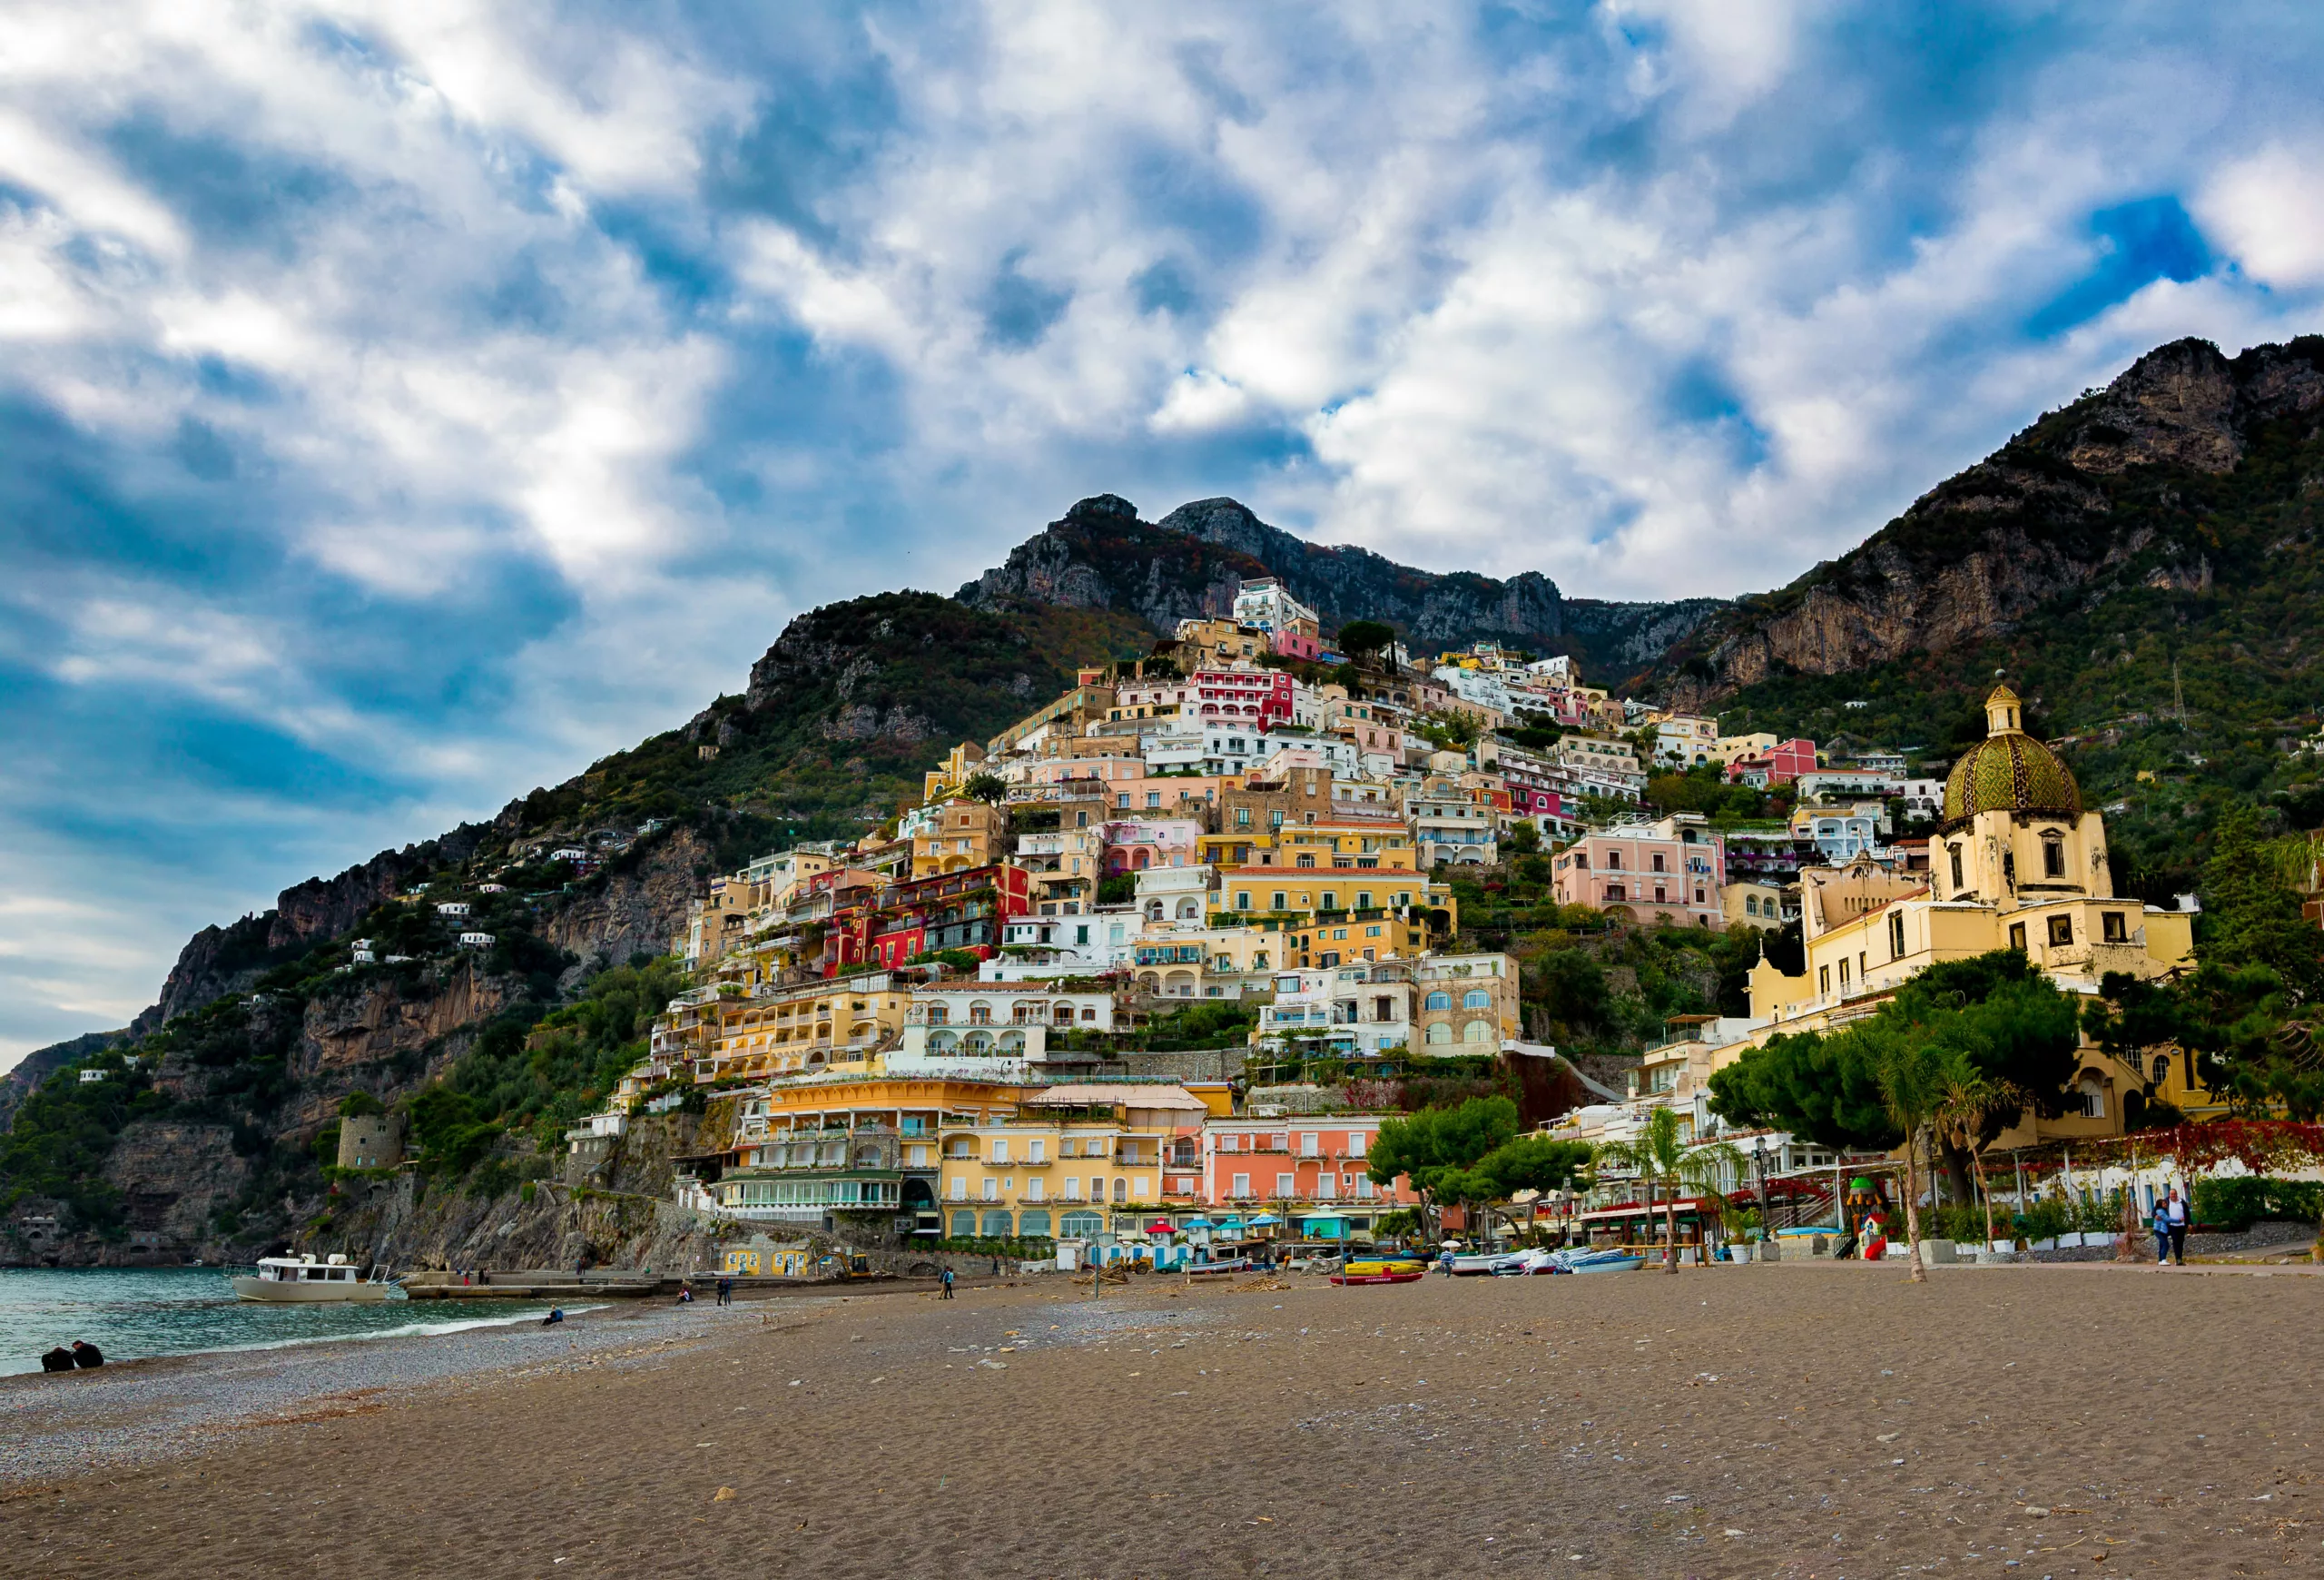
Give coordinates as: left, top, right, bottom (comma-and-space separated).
715, 1074, 1027, 1228
1741, 684, 2199, 1139
937, 1084, 1211, 1239
912, 796, 1007, 877
1174, 617, 1268, 667
701, 971, 918, 1081
922, 741, 990, 804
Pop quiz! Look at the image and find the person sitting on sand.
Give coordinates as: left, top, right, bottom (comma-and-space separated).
676, 1284, 694, 1304
542, 1307, 565, 1327
71, 1340, 103, 1368
40, 1347, 74, 1373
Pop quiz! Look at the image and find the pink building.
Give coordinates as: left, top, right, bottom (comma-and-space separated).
1199, 1114, 1413, 1216
1102, 817, 1203, 873
1192, 667, 1294, 724
1725, 737, 1817, 787
1271, 628, 1323, 661
1550, 814, 1726, 929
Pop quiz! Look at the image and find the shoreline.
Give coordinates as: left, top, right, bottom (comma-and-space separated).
0, 1295, 745, 1487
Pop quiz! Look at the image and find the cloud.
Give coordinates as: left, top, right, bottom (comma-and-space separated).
6, 0, 2324, 1066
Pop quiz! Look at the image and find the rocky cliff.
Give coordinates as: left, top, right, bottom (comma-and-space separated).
960, 493, 1727, 676
1659, 335, 2324, 707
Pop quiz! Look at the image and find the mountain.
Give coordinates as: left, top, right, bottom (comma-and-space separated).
960, 492, 1725, 674
1659, 337, 2324, 706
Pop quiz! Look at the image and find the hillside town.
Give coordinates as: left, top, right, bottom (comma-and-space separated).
507, 585, 2211, 1270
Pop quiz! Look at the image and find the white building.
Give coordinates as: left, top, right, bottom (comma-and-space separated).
1256, 961, 1413, 1056
458, 932, 497, 949
892, 984, 1124, 1078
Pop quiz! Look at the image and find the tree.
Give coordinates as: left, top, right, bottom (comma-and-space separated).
1593, 1107, 1746, 1273
960, 772, 1007, 805
1337, 620, 1396, 660
1864, 1020, 1955, 1283
1707, 1030, 1898, 1150
1933, 1061, 2026, 1249
1367, 1096, 1521, 1230
1503, 819, 1541, 856
1476, 1134, 1594, 1200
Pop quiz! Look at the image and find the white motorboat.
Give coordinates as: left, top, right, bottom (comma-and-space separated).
1443, 1251, 1506, 1276
232, 1253, 405, 1303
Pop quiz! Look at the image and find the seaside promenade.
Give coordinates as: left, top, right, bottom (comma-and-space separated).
5, 1259, 2318, 1577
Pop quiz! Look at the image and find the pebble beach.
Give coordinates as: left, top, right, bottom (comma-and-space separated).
5, 1259, 2319, 1578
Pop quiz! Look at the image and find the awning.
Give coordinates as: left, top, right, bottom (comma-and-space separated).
1147, 1220, 1175, 1233
1247, 1213, 1283, 1226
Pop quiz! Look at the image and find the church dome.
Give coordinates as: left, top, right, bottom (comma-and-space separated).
1940, 684, 2082, 833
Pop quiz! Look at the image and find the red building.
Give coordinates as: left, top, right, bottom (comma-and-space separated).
1725, 737, 1817, 788
842, 864, 1033, 973
1191, 667, 1294, 725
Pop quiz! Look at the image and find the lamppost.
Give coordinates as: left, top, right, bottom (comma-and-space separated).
1752, 1138, 1770, 1255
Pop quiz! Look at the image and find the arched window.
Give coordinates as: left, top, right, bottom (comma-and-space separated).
1177, 899, 1200, 920
928, 1031, 957, 1052
854, 1145, 882, 1167
1424, 990, 1452, 1011
1462, 1020, 1492, 1044
2152, 1054, 2171, 1085
1425, 1022, 1452, 1045
1111, 1178, 1128, 1202
998, 1031, 1026, 1053
950, 1210, 977, 1237
1018, 1210, 1051, 1238
1059, 1210, 1103, 1238
1462, 989, 1492, 1009
981, 1210, 1012, 1237
963, 1031, 992, 1054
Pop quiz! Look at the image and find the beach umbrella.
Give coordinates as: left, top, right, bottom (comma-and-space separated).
1248, 1213, 1282, 1226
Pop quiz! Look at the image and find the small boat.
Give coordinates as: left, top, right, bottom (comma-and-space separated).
1331, 1250, 1427, 1285
1548, 1249, 1646, 1275
1443, 1252, 1506, 1276
1490, 1248, 1557, 1276
1181, 1256, 1251, 1277
233, 1253, 405, 1303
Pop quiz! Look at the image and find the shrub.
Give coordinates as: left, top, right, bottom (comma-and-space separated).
2191, 1176, 2324, 1232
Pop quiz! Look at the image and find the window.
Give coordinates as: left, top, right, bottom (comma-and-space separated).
1231, 1172, 1251, 1198
1889, 910, 1905, 961
1147, 793, 1161, 809
1462, 1020, 1491, 1044
1025, 1178, 1045, 1201
1424, 1022, 1452, 1045
1235, 892, 1252, 911
1462, 988, 1492, 1009
1348, 1131, 1367, 1158
950, 1210, 976, 1236
1019, 1210, 1051, 1237
981, 1178, 999, 1201
2043, 838, 2065, 879
1089, 1177, 1105, 1200
1948, 844, 1965, 892
2047, 914, 2073, 947
2102, 911, 2128, 943
1651, 853, 1666, 873
2152, 1054, 2171, 1085
2075, 1075, 2104, 1119
1027, 1139, 1045, 1162
1272, 891, 1287, 911
1300, 1133, 1320, 1157
1059, 1210, 1102, 1238
1275, 1172, 1295, 1198
2008, 922, 2028, 953
981, 1210, 1012, 1237
1818, 964, 1831, 994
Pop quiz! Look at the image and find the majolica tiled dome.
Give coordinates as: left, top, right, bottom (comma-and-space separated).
1940, 685, 2081, 834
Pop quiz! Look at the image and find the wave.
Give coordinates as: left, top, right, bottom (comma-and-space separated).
192, 1304, 613, 1360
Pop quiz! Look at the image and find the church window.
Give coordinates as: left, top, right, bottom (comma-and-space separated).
2008, 923, 2027, 952
2043, 837, 2065, 879
2047, 914, 2073, 947
1947, 844, 1964, 892
2102, 911, 2127, 943
1889, 911, 1905, 961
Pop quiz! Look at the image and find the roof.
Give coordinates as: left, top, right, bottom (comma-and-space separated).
1023, 1084, 1209, 1110
1941, 688, 2082, 833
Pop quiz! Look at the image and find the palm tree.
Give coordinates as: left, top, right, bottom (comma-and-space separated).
1865, 1023, 1953, 1283
1934, 1061, 2028, 1251
1594, 1107, 1748, 1273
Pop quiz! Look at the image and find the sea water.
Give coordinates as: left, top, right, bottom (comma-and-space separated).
0, 1267, 566, 1376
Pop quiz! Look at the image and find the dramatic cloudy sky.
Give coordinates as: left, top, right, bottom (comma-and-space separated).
5, 2, 2323, 1065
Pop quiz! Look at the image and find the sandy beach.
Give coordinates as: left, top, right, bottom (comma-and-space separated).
4, 1259, 2319, 1578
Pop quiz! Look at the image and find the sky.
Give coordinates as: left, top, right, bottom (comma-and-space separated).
5, 1, 2324, 1068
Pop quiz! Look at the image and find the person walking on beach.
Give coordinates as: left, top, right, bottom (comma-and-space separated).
940, 1267, 955, 1299
2165, 1184, 2190, 1265
2152, 1193, 2172, 1268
